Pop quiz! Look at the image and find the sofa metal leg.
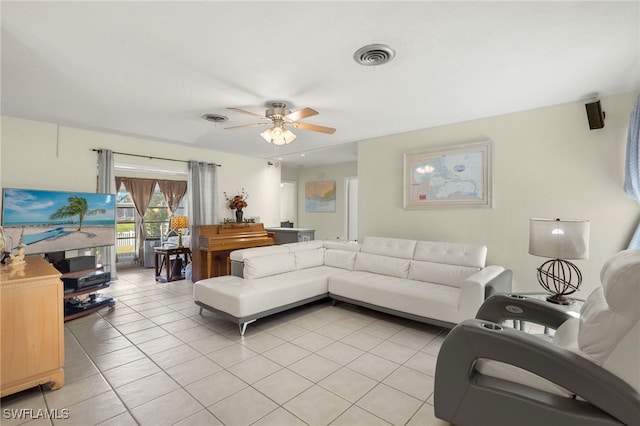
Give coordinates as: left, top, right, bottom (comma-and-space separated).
239, 319, 256, 336
199, 307, 203, 315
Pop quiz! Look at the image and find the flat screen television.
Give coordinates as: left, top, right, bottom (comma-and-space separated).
1, 188, 116, 256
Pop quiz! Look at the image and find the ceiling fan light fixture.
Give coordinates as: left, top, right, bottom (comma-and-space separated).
272, 126, 284, 139
260, 126, 297, 145
226, 102, 334, 142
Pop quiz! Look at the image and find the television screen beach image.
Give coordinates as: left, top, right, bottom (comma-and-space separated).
2, 188, 116, 255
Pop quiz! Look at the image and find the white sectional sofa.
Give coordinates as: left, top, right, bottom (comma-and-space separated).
193, 236, 512, 335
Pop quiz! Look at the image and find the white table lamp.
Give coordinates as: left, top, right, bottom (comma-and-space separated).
529, 218, 590, 305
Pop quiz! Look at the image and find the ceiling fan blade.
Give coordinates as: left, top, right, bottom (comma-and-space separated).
285, 107, 318, 122
225, 122, 269, 130
227, 107, 269, 120
292, 122, 336, 134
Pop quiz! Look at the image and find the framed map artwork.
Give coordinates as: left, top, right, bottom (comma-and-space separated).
403, 141, 492, 209
305, 180, 336, 212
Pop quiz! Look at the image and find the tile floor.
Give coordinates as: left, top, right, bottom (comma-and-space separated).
1, 267, 453, 426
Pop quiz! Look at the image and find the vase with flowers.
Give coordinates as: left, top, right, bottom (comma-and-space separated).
224, 189, 249, 223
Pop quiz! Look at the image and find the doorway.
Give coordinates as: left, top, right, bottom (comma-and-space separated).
280, 181, 297, 227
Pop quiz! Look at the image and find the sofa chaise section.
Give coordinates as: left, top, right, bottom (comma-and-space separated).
194, 244, 353, 334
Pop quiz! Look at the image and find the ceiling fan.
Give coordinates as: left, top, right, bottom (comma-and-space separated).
225, 102, 336, 145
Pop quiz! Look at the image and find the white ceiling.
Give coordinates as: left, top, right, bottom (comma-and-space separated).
2, 1, 639, 168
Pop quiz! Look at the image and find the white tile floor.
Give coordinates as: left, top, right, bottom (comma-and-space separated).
1, 268, 453, 426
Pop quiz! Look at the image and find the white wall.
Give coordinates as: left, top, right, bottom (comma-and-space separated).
1, 117, 282, 226
358, 92, 640, 297
283, 162, 358, 240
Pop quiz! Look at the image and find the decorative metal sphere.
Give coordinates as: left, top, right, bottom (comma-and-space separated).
536, 258, 582, 304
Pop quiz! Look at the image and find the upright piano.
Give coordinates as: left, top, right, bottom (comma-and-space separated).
192, 223, 275, 281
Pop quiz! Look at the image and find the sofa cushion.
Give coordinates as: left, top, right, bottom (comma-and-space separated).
577, 286, 638, 388
295, 248, 325, 269
354, 252, 410, 278
413, 241, 486, 268
323, 241, 361, 252
244, 253, 295, 279
324, 249, 357, 270
360, 236, 417, 259
408, 260, 481, 288
287, 240, 324, 252
600, 249, 640, 320
328, 271, 460, 323
230, 245, 289, 262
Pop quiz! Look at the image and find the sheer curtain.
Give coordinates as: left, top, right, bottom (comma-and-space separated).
97, 149, 118, 280
121, 178, 157, 264
188, 162, 218, 247
624, 95, 640, 249
158, 179, 188, 214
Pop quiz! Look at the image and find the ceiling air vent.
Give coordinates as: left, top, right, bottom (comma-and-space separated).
353, 44, 395, 66
201, 113, 228, 123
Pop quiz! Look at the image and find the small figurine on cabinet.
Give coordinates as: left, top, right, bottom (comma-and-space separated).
8, 228, 26, 268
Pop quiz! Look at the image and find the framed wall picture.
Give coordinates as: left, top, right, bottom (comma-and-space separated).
305, 180, 336, 212
403, 141, 492, 209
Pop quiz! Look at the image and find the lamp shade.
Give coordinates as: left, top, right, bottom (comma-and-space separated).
170, 216, 188, 230
260, 129, 272, 143
281, 129, 297, 144
529, 218, 589, 259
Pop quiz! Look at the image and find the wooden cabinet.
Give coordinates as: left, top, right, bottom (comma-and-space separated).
1, 256, 65, 397
265, 227, 316, 245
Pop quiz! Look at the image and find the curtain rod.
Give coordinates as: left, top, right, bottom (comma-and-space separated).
92, 149, 221, 166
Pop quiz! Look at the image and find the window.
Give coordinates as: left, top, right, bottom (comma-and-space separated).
144, 187, 187, 238
144, 190, 171, 239
116, 188, 136, 260
115, 181, 187, 264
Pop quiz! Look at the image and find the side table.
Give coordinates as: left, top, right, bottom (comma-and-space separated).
509, 292, 584, 334
154, 246, 192, 282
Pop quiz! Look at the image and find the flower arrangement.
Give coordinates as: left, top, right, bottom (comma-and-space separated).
224, 188, 248, 211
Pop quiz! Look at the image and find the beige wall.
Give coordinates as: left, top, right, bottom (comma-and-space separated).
3, 92, 639, 297
1, 117, 282, 226
358, 92, 640, 297
283, 162, 358, 240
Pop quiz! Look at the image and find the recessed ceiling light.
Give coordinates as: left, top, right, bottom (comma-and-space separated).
353, 44, 395, 66
201, 113, 228, 123
300, 153, 306, 157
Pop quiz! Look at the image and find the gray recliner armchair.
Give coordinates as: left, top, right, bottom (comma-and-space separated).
434, 250, 640, 426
